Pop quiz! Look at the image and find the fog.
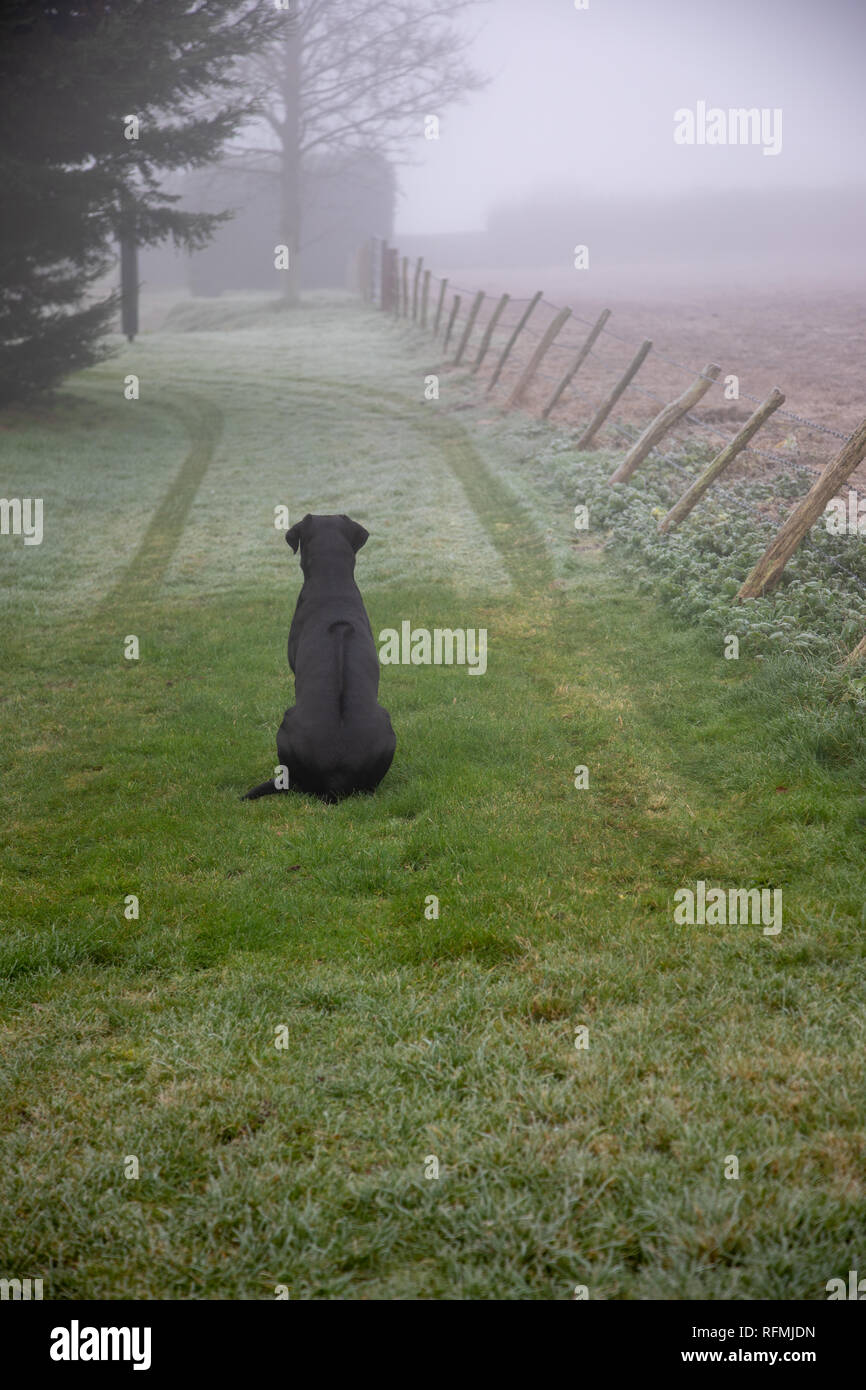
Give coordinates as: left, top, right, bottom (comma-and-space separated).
139, 0, 866, 297
398, 0, 866, 234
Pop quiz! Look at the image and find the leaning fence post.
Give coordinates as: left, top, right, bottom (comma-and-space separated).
738, 416, 866, 599
609, 363, 721, 484
507, 306, 572, 408
575, 339, 653, 446
443, 294, 461, 354
472, 293, 510, 374
433, 277, 449, 335
542, 308, 611, 418
487, 291, 542, 394
487, 292, 541, 391
401, 257, 409, 317
454, 290, 485, 364
659, 388, 786, 533
412, 257, 423, 321
420, 269, 431, 329
845, 627, 866, 664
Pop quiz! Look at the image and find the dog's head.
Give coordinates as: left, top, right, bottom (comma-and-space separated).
285, 513, 369, 565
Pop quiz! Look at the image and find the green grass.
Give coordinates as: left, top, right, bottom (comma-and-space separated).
1, 292, 864, 1300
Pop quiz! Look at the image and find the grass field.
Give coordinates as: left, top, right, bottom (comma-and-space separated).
1, 292, 864, 1300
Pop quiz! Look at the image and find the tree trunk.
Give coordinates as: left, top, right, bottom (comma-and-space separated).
119, 234, 138, 342
279, 22, 302, 305
118, 189, 138, 341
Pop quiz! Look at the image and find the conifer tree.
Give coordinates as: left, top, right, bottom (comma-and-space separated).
0, 0, 283, 405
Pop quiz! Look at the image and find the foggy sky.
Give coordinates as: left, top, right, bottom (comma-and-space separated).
395, 0, 866, 233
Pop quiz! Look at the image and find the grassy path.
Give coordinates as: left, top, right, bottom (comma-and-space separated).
0, 294, 863, 1300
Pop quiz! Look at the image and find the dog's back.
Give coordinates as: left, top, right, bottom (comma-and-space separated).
244, 514, 396, 802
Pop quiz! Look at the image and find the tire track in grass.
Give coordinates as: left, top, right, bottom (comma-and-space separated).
236, 374, 555, 596
430, 408, 554, 596
145, 371, 553, 596
86, 366, 533, 615
98, 391, 223, 613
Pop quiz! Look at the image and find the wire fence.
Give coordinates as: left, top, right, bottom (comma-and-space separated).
358, 238, 866, 650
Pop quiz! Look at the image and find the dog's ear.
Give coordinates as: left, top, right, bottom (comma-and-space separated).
286, 514, 311, 553
340, 515, 369, 552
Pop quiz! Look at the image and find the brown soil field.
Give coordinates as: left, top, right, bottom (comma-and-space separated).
434, 262, 866, 486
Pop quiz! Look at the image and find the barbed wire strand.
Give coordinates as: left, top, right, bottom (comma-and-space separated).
382, 255, 856, 448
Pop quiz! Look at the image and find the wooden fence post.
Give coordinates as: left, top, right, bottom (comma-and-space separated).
542, 308, 611, 418
443, 294, 461, 354
659, 388, 786, 533
454, 290, 485, 364
412, 257, 423, 321
609, 363, 721, 484
369, 236, 380, 304
472, 293, 510, 373
845, 628, 866, 664
388, 248, 400, 318
433, 277, 449, 335
401, 257, 409, 317
574, 339, 653, 447
420, 269, 431, 329
487, 291, 542, 394
738, 416, 866, 599
507, 306, 572, 408
358, 243, 369, 301
368, 238, 375, 302
385, 242, 398, 312
380, 239, 390, 309
364, 241, 374, 303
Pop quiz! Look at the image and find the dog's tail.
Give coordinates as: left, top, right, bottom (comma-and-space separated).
242, 778, 286, 801
330, 620, 353, 721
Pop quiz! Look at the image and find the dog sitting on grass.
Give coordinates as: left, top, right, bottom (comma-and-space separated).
244, 513, 396, 803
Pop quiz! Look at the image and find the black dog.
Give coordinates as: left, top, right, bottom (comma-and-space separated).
244, 513, 396, 802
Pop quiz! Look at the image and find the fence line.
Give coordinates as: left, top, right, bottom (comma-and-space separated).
358, 235, 866, 661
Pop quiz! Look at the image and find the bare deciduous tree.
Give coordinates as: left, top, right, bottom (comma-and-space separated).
231, 0, 486, 302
